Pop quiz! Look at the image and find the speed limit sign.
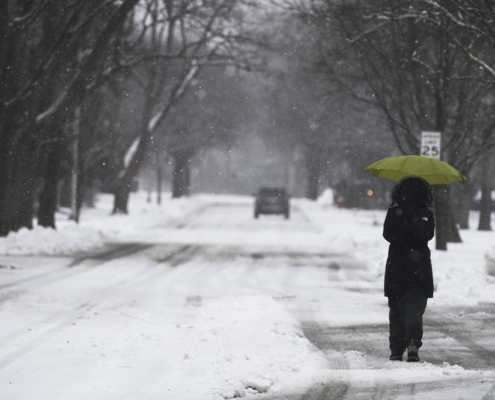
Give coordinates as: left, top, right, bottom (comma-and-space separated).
421, 131, 441, 159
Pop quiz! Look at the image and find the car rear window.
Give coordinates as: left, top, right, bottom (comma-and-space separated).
259, 188, 286, 196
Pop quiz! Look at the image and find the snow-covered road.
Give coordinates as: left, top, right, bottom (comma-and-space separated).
1, 194, 495, 399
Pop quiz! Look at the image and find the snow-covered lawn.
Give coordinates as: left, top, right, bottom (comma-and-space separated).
0, 191, 495, 399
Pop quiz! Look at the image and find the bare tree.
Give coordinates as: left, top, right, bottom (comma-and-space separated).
0, 0, 140, 235
112, 0, 262, 213
335, 0, 495, 231
246, 8, 395, 204
404, 0, 495, 231
408, 1, 495, 82
162, 66, 254, 198
297, 0, 495, 249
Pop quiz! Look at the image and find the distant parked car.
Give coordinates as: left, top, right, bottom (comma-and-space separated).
254, 187, 290, 219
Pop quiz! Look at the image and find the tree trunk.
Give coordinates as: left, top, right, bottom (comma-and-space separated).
83, 182, 97, 208
478, 187, 492, 231
305, 146, 323, 200
69, 116, 80, 222
112, 86, 156, 214
38, 142, 62, 228
478, 149, 495, 231
16, 138, 36, 231
58, 179, 72, 208
456, 181, 471, 230
75, 176, 87, 221
156, 148, 162, 205
113, 132, 151, 214
445, 189, 462, 243
434, 186, 462, 251
0, 141, 13, 236
113, 134, 150, 213
113, 180, 132, 214
113, 140, 148, 214
146, 169, 152, 203
9, 134, 35, 231
1, 136, 37, 234
172, 149, 194, 198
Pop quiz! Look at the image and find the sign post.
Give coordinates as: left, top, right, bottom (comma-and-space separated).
421, 131, 441, 159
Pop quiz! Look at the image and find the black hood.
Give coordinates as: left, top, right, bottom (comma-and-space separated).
391, 177, 433, 207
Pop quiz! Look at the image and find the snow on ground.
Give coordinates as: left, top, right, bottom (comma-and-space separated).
0, 224, 107, 256
4, 190, 495, 309
1, 191, 495, 399
0, 194, 203, 256
178, 296, 327, 399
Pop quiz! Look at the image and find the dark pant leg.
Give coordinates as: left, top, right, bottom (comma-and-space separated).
388, 296, 406, 354
404, 292, 428, 348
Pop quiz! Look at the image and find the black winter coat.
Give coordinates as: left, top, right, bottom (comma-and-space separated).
383, 204, 435, 298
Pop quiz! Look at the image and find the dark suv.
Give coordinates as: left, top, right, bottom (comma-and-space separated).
254, 188, 290, 219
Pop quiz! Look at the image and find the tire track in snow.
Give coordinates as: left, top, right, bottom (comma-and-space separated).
69, 242, 154, 266
114, 250, 237, 400
0, 244, 197, 370
294, 376, 487, 400
298, 382, 349, 400
156, 244, 202, 267
0, 242, 154, 294
425, 309, 495, 369
0, 266, 86, 292
0, 301, 94, 370
0, 265, 152, 370
294, 306, 495, 400
482, 384, 495, 400
0, 200, 209, 293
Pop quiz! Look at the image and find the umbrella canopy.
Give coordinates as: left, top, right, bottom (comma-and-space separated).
364, 155, 467, 185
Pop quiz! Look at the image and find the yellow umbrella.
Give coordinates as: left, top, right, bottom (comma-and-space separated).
364, 155, 467, 185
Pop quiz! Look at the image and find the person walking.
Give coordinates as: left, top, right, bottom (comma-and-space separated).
383, 177, 435, 362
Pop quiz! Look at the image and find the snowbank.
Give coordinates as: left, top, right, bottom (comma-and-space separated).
178, 296, 328, 399
431, 234, 495, 306
316, 188, 334, 207
0, 224, 106, 256
0, 192, 202, 256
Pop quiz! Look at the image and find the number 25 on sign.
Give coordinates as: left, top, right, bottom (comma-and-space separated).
421, 131, 441, 159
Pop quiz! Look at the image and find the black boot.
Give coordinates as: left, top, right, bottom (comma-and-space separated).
389, 344, 405, 361
407, 340, 419, 362
389, 353, 403, 361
